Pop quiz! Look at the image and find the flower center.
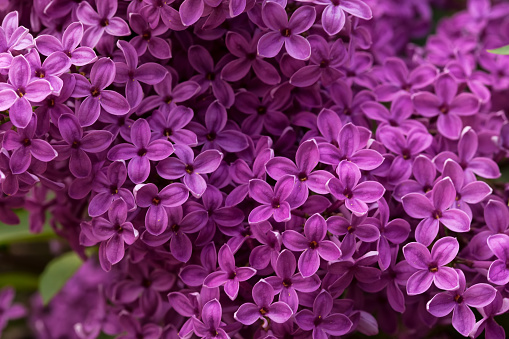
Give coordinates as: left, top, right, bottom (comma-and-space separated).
309, 240, 319, 249
152, 197, 161, 205
271, 199, 280, 209
282, 28, 291, 37
71, 140, 80, 149
206, 132, 216, 141
110, 185, 118, 194
206, 72, 215, 81
137, 148, 147, 156
185, 164, 194, 174
401, 149, 411, 160
343, 188, 353, 199
171, 224, 180, 233
100, 18, 109, 27
347, 225, 355, 233
439, 104, 449, 114
143, 32, 151, 41
319, 60, 329, 68
16, 88, 25, 97
164, 128, 173, 137
432, 210, 442, 219
257, 106, 267, 115
454, 294, 463, 304
22, 138, 31, 147
35, 69, 45, 78
282, 279, 292, 287
259, 307, 269, 315
297, 172, 308, 181
90, 87, 100, 97
428, 264, 438, 273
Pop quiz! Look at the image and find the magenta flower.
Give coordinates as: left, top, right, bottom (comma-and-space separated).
234, 279, 293, 325
326, 161, 385, 215
92, 199, 139, 265
134, 183, 189, 236
179, 243, 217, 286
108, 118, 174, 184
0, 287, 26, 333
295, 290, 353, 337
25, 49, 71, 95
487, 234, 509, 285
128, 14, 172, 59
403, 236, 460, 295
35, 22, 98, 66
2, 117, 57, 174
76, 0, 130, 47
248, 175, 295, 223
402, 177, 471, 246
258, 2, 316, 60
427, 270, 496, 336
203, 244, 256, 300
148, 105, 197, 146
156, 144, 223, 197
282, 213, 341, 277
192, 299, 229, 339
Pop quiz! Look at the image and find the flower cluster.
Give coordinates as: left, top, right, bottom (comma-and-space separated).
0, 0, 508, 338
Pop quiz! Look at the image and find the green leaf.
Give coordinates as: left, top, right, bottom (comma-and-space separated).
39, 251, 83, 305
0, 210, 56, 245
488, 45, 509, 55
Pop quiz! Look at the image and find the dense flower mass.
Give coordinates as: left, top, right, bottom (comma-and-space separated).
0, 0, 509, 338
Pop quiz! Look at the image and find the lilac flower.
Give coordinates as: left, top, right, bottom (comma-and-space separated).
374, 58, 437, 101
203, 244, 256, 300
402, 177, 471, 246
377, 126, 433, 184
128, 14, 172, 59
403, 236, 460, 295
327, 251, 381, 295
142, 207, 207, 262
248, 175, 295, 223
222, 31, 280, 85
2, 117, 57, 174
295, 290, 353, 337
25, 49, 71, 95
88, 161, 135, 217
471, 292, 509, 339
156, 144, 223, 197
0, 287, 26, 333
413, 73, 480, 140
141, 0, 184, 30
441, 159, 492, 219
137, 73, 200, 114
0, 150, 38, 196
0, 55, 52, 128
179, 243, 217, 286
249, 223, 282, 270
266, 139, 333, 208
318, 123, 384, 171
427, 270, 496, 336
54, 114, 113, 178
188, 100, 248, 152
327, 212, 380, 259
92, 199, 139, 265
326, 161, 385, 215
265, 249, 321, 312
72, 58, 130, 126
35, 22, 98, 66
393, 155, 436, 202
117, 313, 162, 339
134, 183, 189, 236
0, 11, 32, 54
148, 106, 197, 146
76, 0, 130, 47
290, 35, 347, 87
234, 279, 293, 325
115, 40, 168, 108
258, 2, 316, 60
487, 234, 509, 285
192, 299, 229, 339
188, 45, 235, 107
434, 127, 501, 182
282, 213, 341, 277
108, 118, 174, 184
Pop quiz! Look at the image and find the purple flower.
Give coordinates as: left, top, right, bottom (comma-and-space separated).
234, 279, 293, 325
128, 14, 172, 59
179, 243, 217, 286
487, 234, 509, 285
88, 161, 135, 217
203, 244, 256, 300
402, 177, 471, 246
282, 213, 341, 277
222, 31, 280, 85
108, 118, 174, 184
374, 58, 437, 102
92, 199, 139, 265
35, 22, 98, 66
471, 292, 509, 339
249, 223, 282, 270
265, 249, 321, 312
327, 212, 380, 259
25, 49, 71, 95
72, 58, 130, 126
115, 40, 168, 108
290, 35, 347, 87
315, 0, 372, 35
248, 175, 295, 223
54, 114, 113, 178
326, 161, 385, 215
148, 105, 197, 146
0, 55, 52, 128
134, 183, 189, 236
2, 117, 57, 174
188, 45, 235, 108
156, 144, 223, 197
266, 139, 333, 208
295, 290, 353, 337
413, 73, 480, 140
141, 0, 184, 30
427, 270, 496, 336
192, 299, 229, 339
327, 251, 381, 295
403, 236, 460, 295
76, 0, 130, 47
393, 155, 436, 202
188, 100, 248, 153
0, 287, 26, 334
258, 2, 316, 60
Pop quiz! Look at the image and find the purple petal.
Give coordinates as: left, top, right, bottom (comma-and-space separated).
426, 292, 455, 317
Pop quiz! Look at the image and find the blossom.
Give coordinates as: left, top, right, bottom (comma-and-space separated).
192, 299, 230, 339
248, 175, 296, 223
403, 236, 460, 295
487, 234, 509, 285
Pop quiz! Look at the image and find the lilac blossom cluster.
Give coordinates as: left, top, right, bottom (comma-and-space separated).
0, 0, 509, 338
